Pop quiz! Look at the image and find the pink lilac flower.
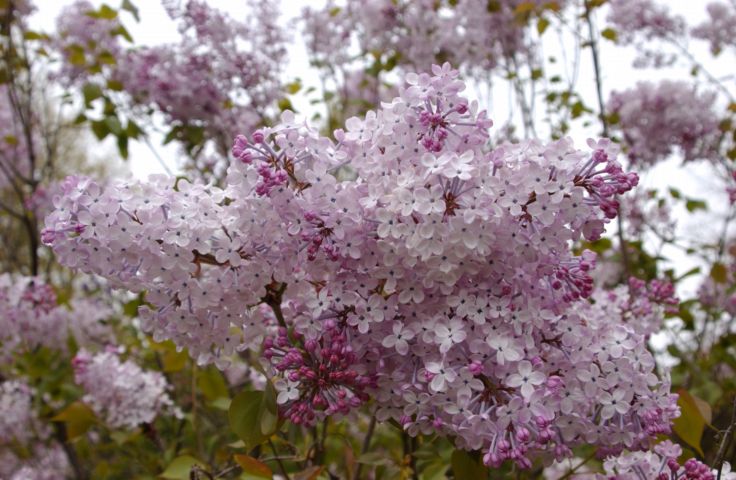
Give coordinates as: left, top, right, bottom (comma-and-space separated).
72, 348, 180, 429
303, 0, 568, 83
692, 2, 736, 55
45, 65, 679, 468
54, 0, 125, 85
0, 274, 115, 360
0, 380, 71, 480
607, 81, 720, 167
600, 441, 727, 479
607, 0, 686, 67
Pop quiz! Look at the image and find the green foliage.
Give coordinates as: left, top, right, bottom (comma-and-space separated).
229, 381, 279, 450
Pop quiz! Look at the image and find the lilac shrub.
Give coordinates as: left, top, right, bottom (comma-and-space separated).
43, 65, 686, 468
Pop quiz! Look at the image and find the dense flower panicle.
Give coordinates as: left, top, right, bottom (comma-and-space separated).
55, 0, 124, 85
265, 321, 375, 426
600, 441, 735, 479
43, 65, 678, 467
0, 381, 71, 480
0, 381, 42, 446
692, 2, 736, 55
72, 348, 179, 429
588, 277, 678, 337
607, 0, 685, 43
303, 0, 566, 81
607, 0, 685, 67
607, 81, 720, 167
113, 0, 286, 176
0, 274, 114, 360
622, 189, 675, 239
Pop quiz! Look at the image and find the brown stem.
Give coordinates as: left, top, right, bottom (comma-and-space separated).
352, 415, 377, 480
52, 422, 87, 480
715, 397, 736, 479
269, 439, 291, 480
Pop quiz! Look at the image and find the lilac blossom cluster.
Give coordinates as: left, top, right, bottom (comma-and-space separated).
0, 274, 114, 360
54, 0, 124, 85
607, 0, 685, 43
0, 381, 71, 480
600, 441, 735, 479
114, 0, 285, 171
607, 0, 685, 67
44, 65, 681, 467
692, 2, 736, 55
303, 0, 565, 80
607, 81, 720, 167
72, 348, 180, 430
589, 277, 678, 338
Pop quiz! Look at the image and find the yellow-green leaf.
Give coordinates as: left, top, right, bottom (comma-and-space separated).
601, 28, 617, 41
234, 454, 272, 479
160, 456, 207, 479
710, 263, 728, 284
198, 366, 229, 402
451, 450, 488, 480
673, 389, 708, 456
229, 382, 279, 450
52, 401, 97, 439
537, 17, 550, 35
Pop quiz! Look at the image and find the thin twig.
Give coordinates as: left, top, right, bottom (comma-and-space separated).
352, 415, 377, 480
716, 397, 736, 479
269, 439, 292, 480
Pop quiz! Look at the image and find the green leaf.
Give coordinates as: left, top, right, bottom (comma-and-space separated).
112, 25, 134, 42
601, 28, 617, 41
117, 134, 128, 159
159, 456, 207, 480
97, 50, 116, 65
685, 199, 707, 212
673, 389, 708, 456
126, 120, 143, 139
234, 454, 272, 479
121, 0, 140, 21
451, 450, 488, 480
90, 120, 110, 140
537, 17, 550, 35
286, 80, 302, 95
90, 4, 118, 20
229, 382, 279, 449
68, 45, 86, 66
668, 187, 681, 199
104, 115, 122, 135
107, 79, 124, 91
710, 263, 728, 284
82, 83, 103, 106
198, 367, 229, 402
52, 401, 97, 439
292, 466, 323, 480
23, 30, 47, 41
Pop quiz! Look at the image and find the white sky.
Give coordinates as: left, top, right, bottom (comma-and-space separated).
28, 0, 734, 288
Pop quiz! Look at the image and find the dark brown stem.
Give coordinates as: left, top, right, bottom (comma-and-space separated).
52, 422, 87, 480
269, 439, 291, 480
715, 397, 736, 479
353, 415, 377, 480
402, 432, 418, 480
